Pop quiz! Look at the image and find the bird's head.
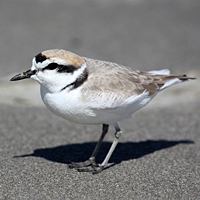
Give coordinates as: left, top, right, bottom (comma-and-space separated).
10, 49, 87, 92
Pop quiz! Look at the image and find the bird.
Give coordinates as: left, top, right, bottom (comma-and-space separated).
10, 49, 195, 173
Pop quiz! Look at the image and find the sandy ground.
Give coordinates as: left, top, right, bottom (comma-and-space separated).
0, 0, 199, 199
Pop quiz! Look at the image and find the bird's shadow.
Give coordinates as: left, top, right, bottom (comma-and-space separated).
14, 140, 193, 166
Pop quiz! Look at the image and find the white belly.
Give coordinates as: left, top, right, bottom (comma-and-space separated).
40, 86, 153, 125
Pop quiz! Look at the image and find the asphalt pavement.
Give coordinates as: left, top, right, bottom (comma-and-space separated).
0, 0, 199, 199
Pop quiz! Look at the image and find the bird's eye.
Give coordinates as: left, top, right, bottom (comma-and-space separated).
43, 63, 58, 71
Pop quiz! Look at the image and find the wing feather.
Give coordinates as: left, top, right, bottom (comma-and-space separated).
81, 58, 195, 109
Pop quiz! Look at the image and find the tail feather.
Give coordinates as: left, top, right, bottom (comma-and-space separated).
148, 69, 170, 75
140, 71, 196, 95
174, 74, 196, 81
159, 74, 196, 90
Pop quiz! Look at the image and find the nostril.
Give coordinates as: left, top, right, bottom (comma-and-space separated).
26, 69, 37, 77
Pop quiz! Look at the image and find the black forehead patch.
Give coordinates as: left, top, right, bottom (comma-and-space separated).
35, 53, 47, 63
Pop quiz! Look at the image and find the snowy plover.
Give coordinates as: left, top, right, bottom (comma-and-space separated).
10, 49, 195, 173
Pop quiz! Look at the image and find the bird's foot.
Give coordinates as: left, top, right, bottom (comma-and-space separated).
68, 157, 105, 174
69, 156, 97, 168
77, 165, 105, 174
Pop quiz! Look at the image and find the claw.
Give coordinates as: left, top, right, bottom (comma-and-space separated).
92, 166, 105, 174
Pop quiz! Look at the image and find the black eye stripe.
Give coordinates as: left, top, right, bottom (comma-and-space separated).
42, 63, 77, 73
43, 63, 58, 71
35, 53, 47, 63
57, 65, 77, 73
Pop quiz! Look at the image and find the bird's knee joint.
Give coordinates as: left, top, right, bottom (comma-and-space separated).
115, 131, 122, 139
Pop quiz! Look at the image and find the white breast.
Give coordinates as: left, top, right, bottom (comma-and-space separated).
40, 85, 98, 124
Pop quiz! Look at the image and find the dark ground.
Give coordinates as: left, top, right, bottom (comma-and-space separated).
0, 0, 199, 199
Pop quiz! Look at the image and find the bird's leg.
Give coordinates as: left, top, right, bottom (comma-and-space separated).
92, 123, 122, 174
69, 124, 109, 170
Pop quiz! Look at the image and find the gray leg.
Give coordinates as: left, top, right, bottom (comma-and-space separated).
92, 122, 122, 174
69, 124, 109, 170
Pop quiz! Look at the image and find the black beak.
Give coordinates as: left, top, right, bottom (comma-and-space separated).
10, 69, 36, 81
